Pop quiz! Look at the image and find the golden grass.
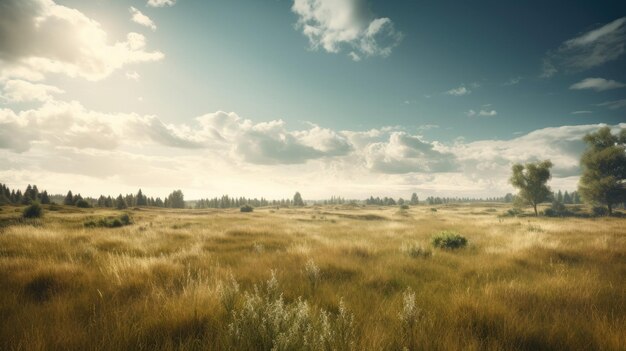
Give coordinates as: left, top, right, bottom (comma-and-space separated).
0, 204, 624, 350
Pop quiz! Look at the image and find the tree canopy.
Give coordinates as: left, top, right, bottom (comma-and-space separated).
578, 127, 626, 215
510, 160, 553, 216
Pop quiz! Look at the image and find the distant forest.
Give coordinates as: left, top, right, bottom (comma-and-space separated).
1, 183, 583, 209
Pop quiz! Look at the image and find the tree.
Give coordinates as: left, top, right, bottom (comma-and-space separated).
410, 193, 419, 205
115, 194, 127, 210
63, 191, 74, 205
293, 192, 304, 207
136, 189, 147, 206
167, 190, 185, 208
578, 127, 626, 215
509, 160, 553, 216
504, 193, 514, 203
39, 191, 51, 204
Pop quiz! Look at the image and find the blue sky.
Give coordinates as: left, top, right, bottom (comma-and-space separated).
0, 0, 625, 199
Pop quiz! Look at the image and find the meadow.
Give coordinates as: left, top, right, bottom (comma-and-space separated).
0, 204, 624, 350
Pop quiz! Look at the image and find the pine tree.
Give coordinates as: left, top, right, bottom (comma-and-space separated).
64, 191, 74, 205
115, 194, 127, 210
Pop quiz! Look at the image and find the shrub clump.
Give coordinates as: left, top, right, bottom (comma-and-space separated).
75, 199, 91, 208
84, 213, 133, 228
431, 231, 467, 249
400, 241, 432, 258
227, 271, 356, 351
22, 201, 43, 219
544, 201, 571, 217
399, 204, 410, 210
592, 206, 608, 217
240, 205, 254, 213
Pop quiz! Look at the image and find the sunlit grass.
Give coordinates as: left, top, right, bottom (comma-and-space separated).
0, 204, 624, 350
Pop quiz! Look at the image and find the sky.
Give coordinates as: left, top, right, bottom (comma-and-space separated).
0, 0, 625, 200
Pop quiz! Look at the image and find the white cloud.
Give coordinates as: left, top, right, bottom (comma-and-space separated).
147, 0, 176, 7
445, 85, 470, 96
125, 71, 141, 81
572, 110, 593, 114
479, 109, 497, 117
597, 99, 626, 110
569, 77, 625, 91
292, 0, 402, 59
2, 80, 64, 102
360, 132, 458, 174
503, 77, 522, 86
130, 7, 157, 31
0, 0, 164, 82
542, 17, 626, 76
466, 109, 497, 117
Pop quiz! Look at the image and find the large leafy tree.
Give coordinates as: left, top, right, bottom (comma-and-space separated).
578, 127, 626, 215
510, 160, 553, 216
293, 192, 304, 207
167, 190, 185, 208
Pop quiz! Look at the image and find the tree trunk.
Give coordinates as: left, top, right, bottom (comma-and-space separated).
607, 203, 613, 216
533, 203, 538, 216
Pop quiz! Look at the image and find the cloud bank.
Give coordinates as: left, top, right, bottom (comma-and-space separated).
1, 88, 621, 198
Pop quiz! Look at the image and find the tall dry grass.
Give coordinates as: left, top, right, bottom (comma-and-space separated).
0, 204, 624, 350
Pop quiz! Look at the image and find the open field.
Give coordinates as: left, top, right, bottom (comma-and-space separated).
0, 204, 625, 350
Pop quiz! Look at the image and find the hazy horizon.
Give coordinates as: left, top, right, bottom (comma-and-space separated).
1, 0, 625, 199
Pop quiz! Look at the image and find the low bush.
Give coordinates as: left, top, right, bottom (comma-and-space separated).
431, 231, 467, 249
400, 241, 432, 258
430, 208, 437, 212
22, 201, 43, 219
228, 272, 355, 350
505, 208, 524, 217
84, 213, 133, 228
240, 205, 254, 213
592, 206, 608, 217
75, 199, 91, 208
399, 204, 410, 210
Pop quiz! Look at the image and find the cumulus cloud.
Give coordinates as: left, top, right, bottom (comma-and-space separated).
196, 111, 353, 164
2, 79, 64, 102
445, 85, 470, 96
542, 17, 626, 77
569, 77, 625, 91
356, 132, 458, 174
0, 0, 164, 81
130, 7, 157, 31
147, 0, 176, 7
292, 0, 402, 60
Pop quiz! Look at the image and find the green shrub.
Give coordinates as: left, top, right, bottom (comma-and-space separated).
592, 206, 608, 216
506, 208, 524, 216
431, 231, 467, 249
400, 241, 432, 258
399, 204, 410, 210
240, 205, 254, 213
22, 201, 43, 219
75, 199, 91, 208
84, 214, 133, 228
430, 208, 437, 212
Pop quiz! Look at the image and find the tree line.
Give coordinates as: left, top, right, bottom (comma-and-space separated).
0, 184, 51, 205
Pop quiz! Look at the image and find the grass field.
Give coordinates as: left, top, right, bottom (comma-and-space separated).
0, 204, 625, 350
